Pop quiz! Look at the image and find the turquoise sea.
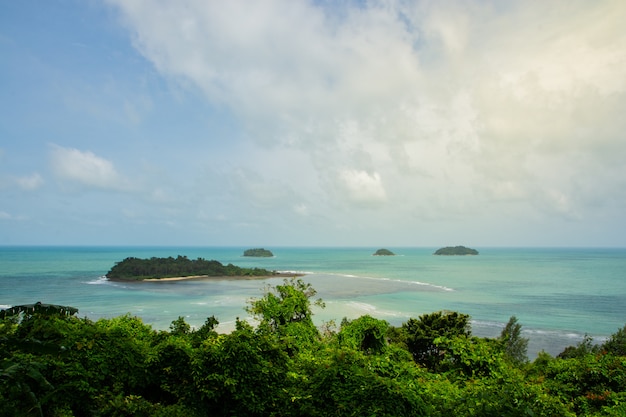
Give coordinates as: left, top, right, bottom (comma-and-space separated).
1, 246, 625, 358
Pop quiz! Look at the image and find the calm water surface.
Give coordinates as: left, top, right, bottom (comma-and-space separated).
1, 246, 625, 357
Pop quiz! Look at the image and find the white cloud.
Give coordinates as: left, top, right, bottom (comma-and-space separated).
338, 169, 387, 205
0, 210, 26, 221
49, 145, 131, 191
15, 173, 44, 190
105, 0, 626, 243
293, 203, 309, 216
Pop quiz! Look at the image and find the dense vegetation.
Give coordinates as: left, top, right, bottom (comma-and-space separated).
373, 248, 395, 256
105, 256, 275, 280
434, 246, 479, 255
2, 279, 626, 416
243, 248, 274, 257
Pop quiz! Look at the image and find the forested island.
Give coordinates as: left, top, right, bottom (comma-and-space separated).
105, 255, 278, 281
2, 279, 626, 416
373, 248, 395, 256
434, 246, 479, 255
243, 248, 274, 257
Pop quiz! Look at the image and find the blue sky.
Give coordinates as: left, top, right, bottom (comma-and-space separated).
1, 0, 625, 247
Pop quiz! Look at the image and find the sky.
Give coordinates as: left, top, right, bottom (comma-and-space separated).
1, 0, 625, 247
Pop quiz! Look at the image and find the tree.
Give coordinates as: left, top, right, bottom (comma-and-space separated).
169, 316, 191, 336
602, 324, 626, 356
558, 334, 599, 359
191, 315, 219, 346
192, 319, 290, 416
402, 311, 471, 371
246, 278, 324, 349
499, 316, 529, 365
293, 347, 428, 416
337, 315, 389, 354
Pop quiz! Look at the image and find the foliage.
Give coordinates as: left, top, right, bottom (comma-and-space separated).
402, 311, 471, 371
337, 315, 389, 354
192, 319, 291, 416
499, 315, 529, 365
0, 356, 54, 417
373, 248, 395, 256
533, 352, 626, 415
106, 255, 275, 280
246, 278, 323, 352
433, 246, 479, 255
602, 324, 626, 356
291, 346, 428, 416
3, 279, 626, 416
0, 302, 78, 319
243, 248, 274, 257
558, 334, 600, 359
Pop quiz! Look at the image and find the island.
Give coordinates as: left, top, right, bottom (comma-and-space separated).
105, 255, 290, 281
373, 248, 395, 256
243, 248, 274, 257
433, 246, 479, 256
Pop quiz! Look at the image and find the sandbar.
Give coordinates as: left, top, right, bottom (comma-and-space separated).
109, 272, 303, 283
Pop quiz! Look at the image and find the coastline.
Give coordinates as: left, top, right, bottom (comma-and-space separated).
107, 271, 304, 283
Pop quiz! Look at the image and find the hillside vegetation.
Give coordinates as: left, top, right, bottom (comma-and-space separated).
243, 248, 274, 257
434, 246, 479, 255
2, 279, 626, 416
373, 248, 395, 256
106, 256, 275, 280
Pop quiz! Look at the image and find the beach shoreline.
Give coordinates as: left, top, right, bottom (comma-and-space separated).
107, 272, 304, 283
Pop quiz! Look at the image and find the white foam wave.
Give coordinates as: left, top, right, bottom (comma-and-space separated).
342, 301, 407, 318
322, 272, 454, 292
85, 276, 109, 285
472, 321, 609, 344
471, 319, 506, 329
346, 301, 377, 312
398, 278, 454, 292
522, 328, 587, 339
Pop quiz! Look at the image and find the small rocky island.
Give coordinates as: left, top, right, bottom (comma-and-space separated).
373, 248, 395, 256
434, 246, 479, 256
243, 248, 274, 257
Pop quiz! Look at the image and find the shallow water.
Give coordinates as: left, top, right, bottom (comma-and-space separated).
1, 246, 625, 357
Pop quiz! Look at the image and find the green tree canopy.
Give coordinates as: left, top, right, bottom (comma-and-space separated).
4, 280, 626, 416
499, 315, 529, 365
402, 311, 471, 371
246, 278, 324, 350
433, 246, 479, 255
337, 315, 389, 354
106, 256, 275, 280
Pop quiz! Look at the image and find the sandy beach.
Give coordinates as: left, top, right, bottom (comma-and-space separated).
110, 272, 303, 283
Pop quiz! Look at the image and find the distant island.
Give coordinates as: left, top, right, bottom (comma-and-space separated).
243, 248, 274, 257
433, 246, 479, 256
373, 248, 395, 256
106, 255, 284, 281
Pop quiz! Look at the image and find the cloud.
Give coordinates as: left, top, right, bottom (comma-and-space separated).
106, 0, 626, 241
338, 169, 387, 205
15, 173, 44, 190
49, 145, 131, 191
0, 210, 26, 221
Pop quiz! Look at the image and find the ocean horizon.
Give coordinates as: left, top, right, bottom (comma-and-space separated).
1, 245, 625, 358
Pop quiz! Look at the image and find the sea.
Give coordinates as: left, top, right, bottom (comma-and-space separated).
1, 246, 625, 358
